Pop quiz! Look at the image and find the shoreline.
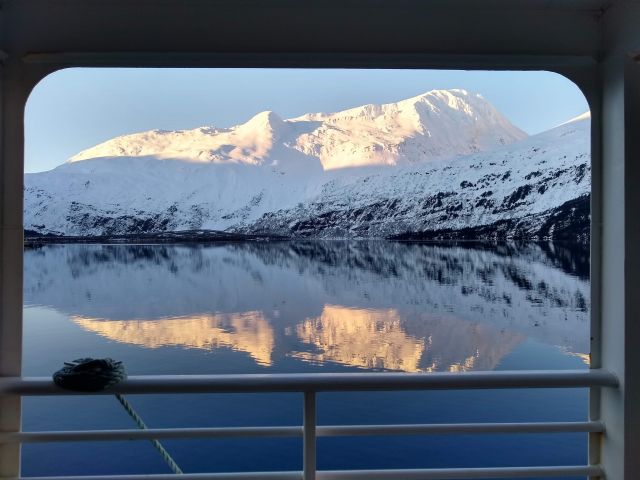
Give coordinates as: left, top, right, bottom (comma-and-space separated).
23, 230, 286, 246
24, 233, 590, 247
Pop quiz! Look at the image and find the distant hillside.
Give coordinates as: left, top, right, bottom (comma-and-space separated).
239, 116, 590, 240
24, 90, 589, 240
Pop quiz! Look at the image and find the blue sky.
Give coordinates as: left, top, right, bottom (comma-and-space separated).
24, 68, 589, 173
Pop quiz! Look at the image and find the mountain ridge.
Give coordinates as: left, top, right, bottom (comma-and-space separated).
24, 90, 589, 240
67, 89, 527, 170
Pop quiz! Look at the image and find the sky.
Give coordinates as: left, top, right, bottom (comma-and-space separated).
24, 68, 589, 173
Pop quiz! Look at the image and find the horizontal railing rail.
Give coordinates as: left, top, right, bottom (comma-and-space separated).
0, 421, 605, 443
6, 465, 605, 480
0, 369, 618, 480
0, 369, 619, 395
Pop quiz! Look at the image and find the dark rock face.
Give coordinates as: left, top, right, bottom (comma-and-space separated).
241, 194, 590, 242
392, 195, 590, 242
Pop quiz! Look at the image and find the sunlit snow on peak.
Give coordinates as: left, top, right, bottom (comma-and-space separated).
66, 88, 527, 171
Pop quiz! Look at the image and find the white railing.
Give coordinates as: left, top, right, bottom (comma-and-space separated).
0, 369, 619, 480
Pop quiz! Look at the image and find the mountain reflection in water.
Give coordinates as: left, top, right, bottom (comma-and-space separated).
24, 241, 590, 373
292, 306, 426, 371
72, 312, 275, 366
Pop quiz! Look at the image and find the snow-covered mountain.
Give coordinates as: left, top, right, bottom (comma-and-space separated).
68, 89, 525, 170
24, 89, 589, 239
245, 116, 590, 240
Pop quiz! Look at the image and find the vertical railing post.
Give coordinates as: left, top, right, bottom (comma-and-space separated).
588, 386, 602, 480
588, 74, 603, 480
303, 391, 316, 480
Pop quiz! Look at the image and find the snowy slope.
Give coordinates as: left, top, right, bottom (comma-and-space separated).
25, 155, 323, 235
24, 90, 589, 239
238, 115, 590, 239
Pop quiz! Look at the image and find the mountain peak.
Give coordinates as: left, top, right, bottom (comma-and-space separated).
405, 88, 470, 104
64, 89, 526, 171
401, 89, 493, 116
288, 88, 527, 169
242, 110, 284, 129
236, 111, 285, 139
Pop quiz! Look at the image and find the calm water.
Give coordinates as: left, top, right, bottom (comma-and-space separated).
22, 241, 590, 477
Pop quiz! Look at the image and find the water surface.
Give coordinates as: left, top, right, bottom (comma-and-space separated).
22, 241, 590, 477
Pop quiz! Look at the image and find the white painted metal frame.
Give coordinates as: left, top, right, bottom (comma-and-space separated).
0, 370, 619, 394
4, 466, 607, 480
0, 370, 619, 479
0, 421, 607, 444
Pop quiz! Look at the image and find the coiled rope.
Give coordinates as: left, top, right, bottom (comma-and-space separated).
53, 358, 183, 475
53, 358, 126, 392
